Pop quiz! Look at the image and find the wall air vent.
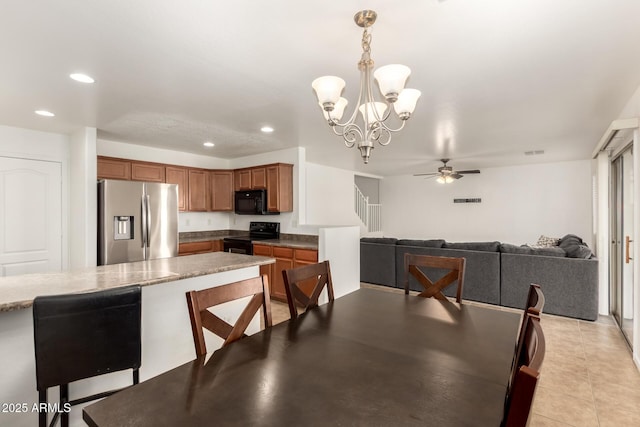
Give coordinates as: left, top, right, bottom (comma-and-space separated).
524, 150, 545, 156
453, 198, 481, 203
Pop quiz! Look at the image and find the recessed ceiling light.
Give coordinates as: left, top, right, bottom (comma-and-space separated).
70, 73, 95, 83
203, 141, 215, 147
261, 126, 274, 133
35, 110, 55, 117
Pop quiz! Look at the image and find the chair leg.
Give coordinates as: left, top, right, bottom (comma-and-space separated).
133, 368, 140, 385
38, 389, 47, 427
60, 384, 69, 427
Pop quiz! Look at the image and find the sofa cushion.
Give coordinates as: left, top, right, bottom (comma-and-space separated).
500, 243, 532, 254
360, 237, 398, 244
529, 246, 567, 257
396, 239, 445, 248
564, 244, 593, 259
443, 241, 500, 252
558, 234, 593, 258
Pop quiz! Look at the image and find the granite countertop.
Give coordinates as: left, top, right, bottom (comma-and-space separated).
255, 239, 318, 250
179, 230, 319, 250
0, 252, 274, 312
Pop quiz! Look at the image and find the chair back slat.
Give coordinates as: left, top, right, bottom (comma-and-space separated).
404, 253, 466, 303
282, 261, 334, 320
185, 275, 272, 356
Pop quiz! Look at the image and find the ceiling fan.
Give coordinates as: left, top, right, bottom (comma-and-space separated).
413, 159, 481, 183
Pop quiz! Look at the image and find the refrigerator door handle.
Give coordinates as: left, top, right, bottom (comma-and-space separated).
141, 195, 148, 250
145, 194, 151, 249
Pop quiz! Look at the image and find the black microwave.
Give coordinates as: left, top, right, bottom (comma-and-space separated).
234, 190, 278, 215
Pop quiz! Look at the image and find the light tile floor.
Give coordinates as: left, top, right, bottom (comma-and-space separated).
270, 284, 640, 427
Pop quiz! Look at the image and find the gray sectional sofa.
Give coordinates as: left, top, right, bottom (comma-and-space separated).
360, 236, 599, 321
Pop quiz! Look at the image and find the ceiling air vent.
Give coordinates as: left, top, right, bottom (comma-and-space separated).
524, 150, 545, 156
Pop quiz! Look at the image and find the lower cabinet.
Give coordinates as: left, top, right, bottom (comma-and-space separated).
178, 240, 223, 256
252, 244, 318, 302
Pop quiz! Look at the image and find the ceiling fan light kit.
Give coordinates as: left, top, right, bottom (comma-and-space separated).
311, 10, 421, 164
414, 159, 481, 184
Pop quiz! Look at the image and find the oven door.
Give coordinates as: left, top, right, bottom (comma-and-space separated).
223, 239, 253, 255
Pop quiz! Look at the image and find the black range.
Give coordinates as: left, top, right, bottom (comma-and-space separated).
223, 221, 280, 255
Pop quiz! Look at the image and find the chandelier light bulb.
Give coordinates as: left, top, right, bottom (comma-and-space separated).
358, 102, 388, 126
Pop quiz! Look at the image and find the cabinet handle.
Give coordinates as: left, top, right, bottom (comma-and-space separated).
626, 236, 633, 264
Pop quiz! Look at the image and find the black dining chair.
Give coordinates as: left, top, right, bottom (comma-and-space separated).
33, 285, 142, 427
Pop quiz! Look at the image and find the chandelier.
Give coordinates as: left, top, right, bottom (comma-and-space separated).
311, 10, 421, 164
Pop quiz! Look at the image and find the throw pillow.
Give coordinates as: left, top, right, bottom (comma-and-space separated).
535, 235, 560, 247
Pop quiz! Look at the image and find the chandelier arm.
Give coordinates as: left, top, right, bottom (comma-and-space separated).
342, 123, 363, 148
376, 118, 407, 134
370, 123, 392, 146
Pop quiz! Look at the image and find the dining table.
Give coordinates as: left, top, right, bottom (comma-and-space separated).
83, 288, 521, 426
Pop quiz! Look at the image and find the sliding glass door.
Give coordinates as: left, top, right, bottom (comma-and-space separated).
611, 146, 634, 346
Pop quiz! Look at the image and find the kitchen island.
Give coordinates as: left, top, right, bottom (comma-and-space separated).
0, 252, 274, 427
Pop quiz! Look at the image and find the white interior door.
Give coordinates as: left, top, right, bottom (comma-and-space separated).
0, 157, 62, 276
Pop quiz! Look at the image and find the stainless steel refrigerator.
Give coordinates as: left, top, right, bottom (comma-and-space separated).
98, 179, 179, 265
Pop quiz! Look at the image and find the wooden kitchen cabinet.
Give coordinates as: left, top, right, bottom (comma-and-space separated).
165, 166, 188, 211
266, 163, 293, 212
210, 170, 234, 211
235, 169, 251, 191
251, 167, 267, 189
188, 169, 209, 212
97, 156, 131, 180
252, 243, 318, 302
253, 244, 275, 294
178, 239, 223, 256
131, 161, 165, 182
178, 241, 214, 256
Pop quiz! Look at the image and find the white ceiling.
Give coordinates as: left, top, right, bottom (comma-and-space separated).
2, 0, 640, 176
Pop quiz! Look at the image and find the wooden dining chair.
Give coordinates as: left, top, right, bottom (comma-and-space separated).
403, 253, 466, 303
504, 313, 546, 427
282, 260, 335, 320
185, 275, 272, 356
33, 285, 142, 427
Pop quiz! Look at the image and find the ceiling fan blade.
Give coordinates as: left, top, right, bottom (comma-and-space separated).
450, 173, 463, 179
456, 170, 481, 174
413, 173, 439, 176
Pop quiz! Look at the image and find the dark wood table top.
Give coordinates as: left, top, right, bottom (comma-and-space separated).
84, 288, 520, 427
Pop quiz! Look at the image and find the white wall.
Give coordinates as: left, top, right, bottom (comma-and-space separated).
381, 160, 593, 246
69, 128, 97, 268
305, 162, 361, 227
318, 226, 360, 300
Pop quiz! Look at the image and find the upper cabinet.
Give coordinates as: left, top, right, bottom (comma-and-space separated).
251, 167, 267, 189
233, 163, 293, 213
97, 157, 131, 180
131, 161, 165, 182
188, 169, 209, 212
97, 157, 292, 213
210, 170, 234, 211
234, 169, 251, 191
165, 166, 188, 211
267, 164, 293, 212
